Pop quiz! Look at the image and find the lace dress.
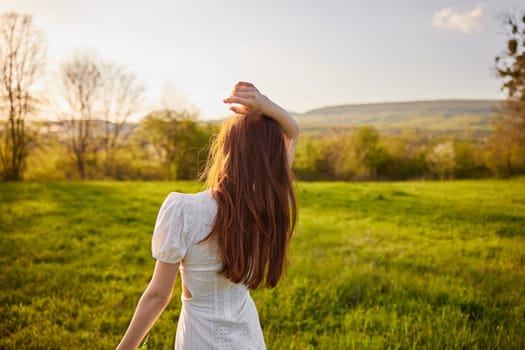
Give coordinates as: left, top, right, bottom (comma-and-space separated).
151, 191, 266, 350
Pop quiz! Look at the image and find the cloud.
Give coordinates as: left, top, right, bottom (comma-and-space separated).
431, 5, 483, 33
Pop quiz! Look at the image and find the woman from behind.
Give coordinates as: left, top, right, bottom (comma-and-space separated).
117, 82, 299, 350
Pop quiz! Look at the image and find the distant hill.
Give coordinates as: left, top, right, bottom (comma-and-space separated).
34, 100, 500, 140
294, 99, 501, 137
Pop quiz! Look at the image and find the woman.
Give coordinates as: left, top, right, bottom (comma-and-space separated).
116, 82, 299, 349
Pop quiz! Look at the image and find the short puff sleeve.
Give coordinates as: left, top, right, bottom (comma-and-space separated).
151, 192, 188, 264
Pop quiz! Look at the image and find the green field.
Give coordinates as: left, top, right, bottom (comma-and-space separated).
1, 179, 525, 349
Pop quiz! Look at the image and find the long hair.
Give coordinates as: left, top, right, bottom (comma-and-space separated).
203, 111, 297, 289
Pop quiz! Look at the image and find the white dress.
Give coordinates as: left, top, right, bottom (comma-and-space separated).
151, 190, 266, 350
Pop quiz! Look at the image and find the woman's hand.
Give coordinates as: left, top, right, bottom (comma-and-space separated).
223, 81, 268, 115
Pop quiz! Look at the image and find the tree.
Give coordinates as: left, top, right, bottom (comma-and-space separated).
99, 63, 143, 177
426, 141, 456, 179
0, 12, 46, 180
138, 109, 212, 180
292, 135, 324, 180
495, 13, 525, 102
57, 51, 143, 179
491, 12, 525, 175
347, 126, 389, 179
379, 132, 428, 180
311, 128, 343, 179
58, 52, 103, 179
454, 140, 488, 178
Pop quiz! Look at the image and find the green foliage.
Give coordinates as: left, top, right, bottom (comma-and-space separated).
292, 135, 323, 180
292, 127, 509, 181
20, 119, 515, 182
132, 110, 215, 180
1, 180, 525, 349
20, 114, 216, 181
349, 126, 389, 179
294, 126, 430, 181
378, 132, 429, 180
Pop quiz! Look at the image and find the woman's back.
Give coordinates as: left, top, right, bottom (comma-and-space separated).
152, 191, 266, 349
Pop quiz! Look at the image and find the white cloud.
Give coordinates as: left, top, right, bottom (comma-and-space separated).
431, 5, 483, 33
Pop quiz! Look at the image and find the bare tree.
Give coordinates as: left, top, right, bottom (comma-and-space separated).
58, 51, 144, 179
0, 12, 46, 180
100, 63, 143, 177
59, 52, 103, 179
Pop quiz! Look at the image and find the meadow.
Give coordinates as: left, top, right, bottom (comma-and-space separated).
1, 179, 524, 349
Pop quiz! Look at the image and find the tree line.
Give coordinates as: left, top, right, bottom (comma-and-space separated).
294, 125, 522, 181
21, 120, 525, 181
26, 110, 215, 180
1, 11, 524, 181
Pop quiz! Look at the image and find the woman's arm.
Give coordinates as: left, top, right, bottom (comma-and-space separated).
116, 261, 180, 350
223, 81, 300, 167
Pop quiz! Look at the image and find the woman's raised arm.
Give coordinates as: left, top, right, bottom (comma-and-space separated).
223, 81, 300, 167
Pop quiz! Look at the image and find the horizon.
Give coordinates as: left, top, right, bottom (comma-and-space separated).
28, 98, 500, 125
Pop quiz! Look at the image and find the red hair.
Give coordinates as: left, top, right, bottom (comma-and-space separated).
203, 111, 297, 289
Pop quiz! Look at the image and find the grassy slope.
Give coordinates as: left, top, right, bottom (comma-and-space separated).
295, 100, 499, 136
1, 179, 524, 349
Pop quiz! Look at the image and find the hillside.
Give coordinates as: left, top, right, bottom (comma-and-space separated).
294, 99, 501, 137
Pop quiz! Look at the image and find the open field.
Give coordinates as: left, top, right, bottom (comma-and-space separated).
1, 179, 525, 349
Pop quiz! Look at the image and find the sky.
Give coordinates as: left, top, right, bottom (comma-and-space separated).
1, 0, 523, 120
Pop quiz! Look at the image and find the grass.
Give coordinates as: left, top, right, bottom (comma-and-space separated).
1, 179, 524, 349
